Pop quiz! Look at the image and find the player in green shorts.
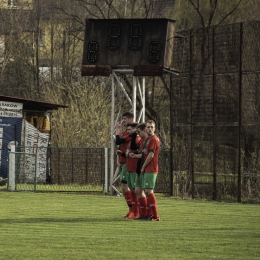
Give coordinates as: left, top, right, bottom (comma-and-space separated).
129, 122, 150, 220
115, 112, 134, 218
125, 122, 141, 219
129, 120, 160, 221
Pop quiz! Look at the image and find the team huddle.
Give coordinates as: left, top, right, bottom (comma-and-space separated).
116, 112, 160, 221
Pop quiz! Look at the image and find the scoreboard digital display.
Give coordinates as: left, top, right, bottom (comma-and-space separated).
82, 19, 176, 76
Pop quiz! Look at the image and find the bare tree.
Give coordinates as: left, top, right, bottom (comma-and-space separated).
171, 0, 252, 31
50, 80, 112, 147
0, 7, 37, 97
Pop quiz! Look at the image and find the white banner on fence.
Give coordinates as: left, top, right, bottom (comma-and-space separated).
20, 119, 49, 183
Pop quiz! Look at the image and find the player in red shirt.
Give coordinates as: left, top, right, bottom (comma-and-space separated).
115, 112, 134, 218
129, 120, 160, 221
130, 122, 148, 219
125, 122, 141, 219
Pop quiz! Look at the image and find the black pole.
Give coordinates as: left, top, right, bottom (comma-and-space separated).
169, 73, 174, 196
212, 26, 217, 200
190, 29, 194, 199
71, 148, 74, 183
237, 22, 243, 203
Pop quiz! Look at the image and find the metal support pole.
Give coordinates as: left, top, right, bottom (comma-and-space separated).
141, 77, 145, 122
109, 69, 145, 196
132, 76, 137, 121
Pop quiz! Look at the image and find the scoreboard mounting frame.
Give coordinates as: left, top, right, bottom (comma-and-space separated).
81, 18, 176, 77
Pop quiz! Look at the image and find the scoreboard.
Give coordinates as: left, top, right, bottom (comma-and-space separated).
82, 19, 176, 76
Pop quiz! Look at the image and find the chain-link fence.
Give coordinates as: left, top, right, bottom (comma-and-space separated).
4, 146, 171, 194
171, 21, 260, 202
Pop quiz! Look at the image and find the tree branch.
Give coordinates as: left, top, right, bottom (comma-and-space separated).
208, 0, 218, 26
188, 0, 205, 27
217, 0, 244, 25
105, 0, 122, 18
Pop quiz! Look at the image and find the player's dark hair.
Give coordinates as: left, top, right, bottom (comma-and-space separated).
122, 111, 134, 119
137, 122, 146, 131
127, 122, 138, 128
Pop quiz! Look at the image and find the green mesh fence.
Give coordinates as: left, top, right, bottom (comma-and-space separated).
4, 146, 171, 194
8, 151, 37, 192
171, 21, 260, 202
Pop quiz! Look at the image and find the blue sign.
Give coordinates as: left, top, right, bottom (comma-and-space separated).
0, 117, 23, 178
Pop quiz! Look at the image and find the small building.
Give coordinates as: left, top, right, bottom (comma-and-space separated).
0, 95, 67, 181
153, 0, 176, 18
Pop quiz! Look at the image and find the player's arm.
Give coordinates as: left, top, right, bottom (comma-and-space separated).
116, 150, 126, 158
116, 135, 126, 145
141, 151, 154, 173
130, 132, 139, 150
128, 152, 142, 159
115, 121, 126, 145
116, 154, 121, 168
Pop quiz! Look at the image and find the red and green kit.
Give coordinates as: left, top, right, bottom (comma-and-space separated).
142, 135, 160, 173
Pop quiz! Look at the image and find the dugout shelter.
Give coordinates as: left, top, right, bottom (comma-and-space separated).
0, 95, 67, 184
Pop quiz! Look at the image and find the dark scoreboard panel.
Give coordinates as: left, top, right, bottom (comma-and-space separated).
82, 19, 175, 76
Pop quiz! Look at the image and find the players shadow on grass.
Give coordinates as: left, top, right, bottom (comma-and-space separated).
0, 217, 128, 224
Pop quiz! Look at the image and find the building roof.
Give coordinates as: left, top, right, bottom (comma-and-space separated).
0, 95, 68, 111
153, 0, 175, 18
0, 0, 66, 35
0, 9, 36, 34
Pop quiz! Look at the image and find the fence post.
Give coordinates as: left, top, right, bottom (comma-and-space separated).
104, 147, 108, 193
237, 22, 243, 203
34, 152, 37, 192
8, 145, 16, 191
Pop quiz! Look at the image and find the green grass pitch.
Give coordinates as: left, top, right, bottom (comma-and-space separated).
0, 192, 260, 260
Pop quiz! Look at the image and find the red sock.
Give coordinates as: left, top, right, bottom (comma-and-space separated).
124, 190, 133, 211
147, 193, 159, 218
138, 197, 147, 216
131, 191, 139, 216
